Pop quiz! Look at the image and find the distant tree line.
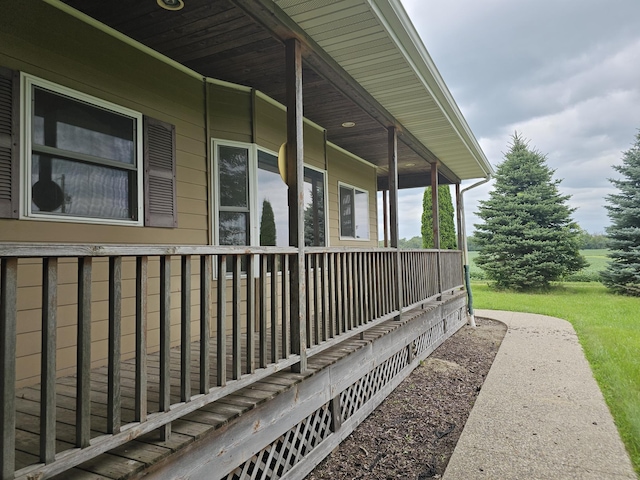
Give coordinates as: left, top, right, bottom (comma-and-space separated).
467, 230, 609, 251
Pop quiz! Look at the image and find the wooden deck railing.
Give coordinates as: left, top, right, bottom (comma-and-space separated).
0, 244, 464, 480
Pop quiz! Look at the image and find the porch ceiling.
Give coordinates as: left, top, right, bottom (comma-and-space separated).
59, 0, 492, 188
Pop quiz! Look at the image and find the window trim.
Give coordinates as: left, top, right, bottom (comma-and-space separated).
300, 161, 329, 247
211, 139, 329, 248
20, 73, 144, 226
212, 139, 256, 246
338, 181, 370, 241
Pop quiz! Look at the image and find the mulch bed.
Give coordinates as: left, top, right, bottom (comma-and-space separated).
306, 317, 506, 479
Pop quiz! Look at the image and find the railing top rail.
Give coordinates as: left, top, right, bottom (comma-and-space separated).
306, 247, 462, 254
0, 243, 463, 258
0, 243, 298, 258
305, 246, 398, 253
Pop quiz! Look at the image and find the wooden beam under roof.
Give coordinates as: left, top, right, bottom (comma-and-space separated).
229, 0, 461, 184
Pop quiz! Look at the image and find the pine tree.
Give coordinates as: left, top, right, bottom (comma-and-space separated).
259, 199, 277, 246
421, 185, 457, 249
602, 131, 640, 295
474, 133, 586, 290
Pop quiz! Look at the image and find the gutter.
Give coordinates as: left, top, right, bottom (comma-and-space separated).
459, 175, 492, 327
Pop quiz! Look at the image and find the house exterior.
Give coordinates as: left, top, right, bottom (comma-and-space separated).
0, 1, 493, 479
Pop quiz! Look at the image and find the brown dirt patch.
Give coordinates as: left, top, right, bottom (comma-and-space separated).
306, 317, 506, 480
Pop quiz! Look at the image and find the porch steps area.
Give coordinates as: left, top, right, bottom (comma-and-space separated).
15, 292, 466, 480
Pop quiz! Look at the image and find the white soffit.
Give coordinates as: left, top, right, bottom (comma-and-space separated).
274, 0, 493, 180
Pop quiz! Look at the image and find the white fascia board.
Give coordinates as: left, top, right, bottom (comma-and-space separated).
367, 0, 493, 177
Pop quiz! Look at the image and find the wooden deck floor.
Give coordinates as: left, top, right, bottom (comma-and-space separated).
14, 310, 428, 480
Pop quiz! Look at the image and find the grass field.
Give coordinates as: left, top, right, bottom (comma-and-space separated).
468, 249, 610, 282
471, 281, 640, 475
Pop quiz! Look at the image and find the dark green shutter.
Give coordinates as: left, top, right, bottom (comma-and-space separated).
0, 67, 19, 219
144, 116, 177, 228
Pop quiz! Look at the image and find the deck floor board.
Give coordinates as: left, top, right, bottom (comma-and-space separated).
13, 307, 434, 480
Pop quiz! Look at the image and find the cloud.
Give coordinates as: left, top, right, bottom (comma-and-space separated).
396, 0, 640, 236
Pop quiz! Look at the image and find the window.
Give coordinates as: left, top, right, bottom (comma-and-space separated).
23, 74, 143, 224
339, 183, 370, 240
257, 150, 289, 246
215, 141, 326, 247
256, 151, 326, 247
218, 145, 250, 245
303, 167, 325, 246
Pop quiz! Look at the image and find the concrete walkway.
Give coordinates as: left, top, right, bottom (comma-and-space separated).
443, 310, 637, 480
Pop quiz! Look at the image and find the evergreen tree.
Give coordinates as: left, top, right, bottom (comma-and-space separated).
474, 133, 586, 290
259, 199, 277, 246
602, 131, 640, 295
421, 185, 457, 249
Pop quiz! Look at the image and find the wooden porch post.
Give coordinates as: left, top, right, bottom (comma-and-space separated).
388, 127, 402, 318
0, 258, 17, 480
455, 183, 463, 251
431, 163, 442, 297
286, 38, 307, 373
382, 189, 389, 247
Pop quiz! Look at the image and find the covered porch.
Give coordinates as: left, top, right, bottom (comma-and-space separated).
0, 0, 493, 478
2, 245, 466, 479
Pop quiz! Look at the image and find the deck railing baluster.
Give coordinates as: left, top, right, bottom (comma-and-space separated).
281, 254, 289, 358
356, 252, 362, 325
270, 254, 279, 363
321, 253, 329, 341
40, 258, 57, 464
259, 254, 267, 368
352, 253, 358, 328
108, 256, 122, 435
363, 252, 370, 325
232, 255, 241, 379
269, 254, 280, 363
327, 253, 335, 338
339, 253, 343, 331
0, 257, 17, 480
159, 256, 171, 440
200, 255, 211, 392
313, 253, 320, 345
373, 253, 378, 317
217, 255, 227, 386
246, 254, 255, 373
304, 254, 311, 347
135, 256, 148, 423
77, 257, 92, 446
347, 252, 352, 329
181, 255, 191, 402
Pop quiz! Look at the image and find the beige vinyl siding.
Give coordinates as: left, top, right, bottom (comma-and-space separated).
1, 2, 209, 386
208, 83, 252, 143
327, 145, 378, 247
2, 2, 381, 387
254, 94, 326, 169
0, 2, 208, 245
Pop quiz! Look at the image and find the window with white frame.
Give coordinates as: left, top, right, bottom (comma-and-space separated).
215, 141, 326, 247
339, 183, 369, 240
23, 74, 143, 224
218, 144, 250, 245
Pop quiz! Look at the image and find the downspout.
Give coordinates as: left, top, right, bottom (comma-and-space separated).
459, 175, 491, 327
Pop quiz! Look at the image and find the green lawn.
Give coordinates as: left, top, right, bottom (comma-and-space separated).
471, 281, 640, 475
468, 249, 610, 282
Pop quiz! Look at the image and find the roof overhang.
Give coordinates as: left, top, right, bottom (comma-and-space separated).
53, 0, 493, 187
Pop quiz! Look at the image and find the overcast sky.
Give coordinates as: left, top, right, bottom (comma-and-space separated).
387, 0, 640, 239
